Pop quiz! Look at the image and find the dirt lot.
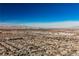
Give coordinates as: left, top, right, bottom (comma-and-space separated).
0, 29, 79, 56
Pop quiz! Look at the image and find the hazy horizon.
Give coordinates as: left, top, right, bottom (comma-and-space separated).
0, 21, 79, 28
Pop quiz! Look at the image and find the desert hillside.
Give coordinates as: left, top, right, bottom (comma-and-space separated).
0, 26, 79, 56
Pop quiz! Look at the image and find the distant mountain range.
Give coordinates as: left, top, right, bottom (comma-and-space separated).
0, 25, 79, 30
0, 25, 44, 29
0, 25, 30, 29
0, 25, 79, 29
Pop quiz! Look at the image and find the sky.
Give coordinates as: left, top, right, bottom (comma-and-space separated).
0, 3, 79, 28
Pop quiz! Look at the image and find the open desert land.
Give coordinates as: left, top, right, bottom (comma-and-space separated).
0, 27, 79, 56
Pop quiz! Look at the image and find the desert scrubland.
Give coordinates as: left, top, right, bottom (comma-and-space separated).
0, 28, 79, 56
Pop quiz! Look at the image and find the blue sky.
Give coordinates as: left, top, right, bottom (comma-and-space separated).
0, 3, 79, 28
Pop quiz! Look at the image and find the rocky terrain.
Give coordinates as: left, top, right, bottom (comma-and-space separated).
0, 27, 79, 56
